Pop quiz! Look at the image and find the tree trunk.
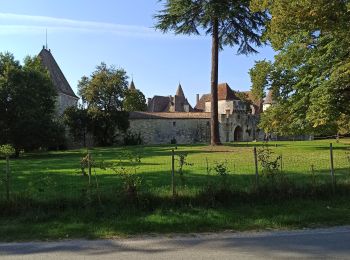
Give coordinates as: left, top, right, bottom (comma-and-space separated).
210, 18, 221, 145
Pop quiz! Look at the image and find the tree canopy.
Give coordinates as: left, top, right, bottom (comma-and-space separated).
123, 88, 147, 112
250, 0, 350, 136
155, 0, 267, 144
0, 52, 63, 154
77, 63, 129, 146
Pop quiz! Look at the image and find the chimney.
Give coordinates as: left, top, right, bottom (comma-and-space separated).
196, 94, 200, 104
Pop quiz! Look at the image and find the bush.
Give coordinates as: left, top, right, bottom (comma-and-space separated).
257, 144, 281, 181
111, 153, 143, 202
176, 153, 193, 184
124, 132, 143, 146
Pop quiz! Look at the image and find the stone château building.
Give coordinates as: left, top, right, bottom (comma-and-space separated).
38, 47, 79, 115
147, 84, 193, 113
36, 46, 264, 145
129, 82, 262, 144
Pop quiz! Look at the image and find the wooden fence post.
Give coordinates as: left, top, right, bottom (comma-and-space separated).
5, 156, 10, 201
280, 154, 283, 173
171, 149, 175, 198
330, 143, 336, 191
254, 147, 259, 187
88, 150, 92, 185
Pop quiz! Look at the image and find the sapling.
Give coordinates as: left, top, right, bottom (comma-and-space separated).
213, 160, 229, 189
0, 144, 15, 201
176, 153, 193, 185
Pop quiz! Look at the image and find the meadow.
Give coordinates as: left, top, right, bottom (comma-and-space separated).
1, 139, 350, 241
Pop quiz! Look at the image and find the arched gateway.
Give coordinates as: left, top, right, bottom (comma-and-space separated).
234, 126, 243, 142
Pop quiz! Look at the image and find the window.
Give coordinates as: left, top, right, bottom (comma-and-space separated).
173, 121, 176, 127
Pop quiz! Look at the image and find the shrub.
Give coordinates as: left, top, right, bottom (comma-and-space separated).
0, 144, 15, 201
257, 144, 281, 182
124, 132, 143, 146
111, 153, 143, 202
176, 153, 193, 184
213, 160, 229, 189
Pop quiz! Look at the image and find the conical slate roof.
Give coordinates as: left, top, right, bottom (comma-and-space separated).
176, 83, 185, 97
129, 80, 136, 90
38, 48, 78, 98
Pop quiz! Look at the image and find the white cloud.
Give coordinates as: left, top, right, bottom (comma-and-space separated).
0, 13, 201, 39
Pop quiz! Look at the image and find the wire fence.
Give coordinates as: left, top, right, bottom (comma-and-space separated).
1, 141, 350, 202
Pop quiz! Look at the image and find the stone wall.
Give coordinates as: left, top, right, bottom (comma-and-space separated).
57, 93, 79, 115
129, 112, 260, 145
205, 100, 248, 114
218, 113, 259, 142
129, 118, 211, 144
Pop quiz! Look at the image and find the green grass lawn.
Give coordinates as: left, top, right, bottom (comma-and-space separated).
1, 139, 350, 241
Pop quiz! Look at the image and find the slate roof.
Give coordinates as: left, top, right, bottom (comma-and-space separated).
194, 83, 240, 111
129, 80, 136, 90
38, 48, 78, 98
147, 84, 194, 112
130, 111, 211, 119
176, 83, 185, 97
147, 96, 172, 112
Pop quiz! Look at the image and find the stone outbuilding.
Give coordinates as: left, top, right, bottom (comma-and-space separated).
38, 47, 79, 115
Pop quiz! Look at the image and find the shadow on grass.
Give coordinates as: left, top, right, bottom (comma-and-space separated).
2, 160, 350, 202
1, 183, 350, 242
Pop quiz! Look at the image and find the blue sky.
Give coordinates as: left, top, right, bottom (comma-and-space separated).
0, 0, 275, 106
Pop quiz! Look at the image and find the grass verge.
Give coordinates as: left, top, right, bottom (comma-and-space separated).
1, 186, 350, 241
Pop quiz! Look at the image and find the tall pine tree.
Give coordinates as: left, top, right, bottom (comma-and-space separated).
155, 0, 266, 145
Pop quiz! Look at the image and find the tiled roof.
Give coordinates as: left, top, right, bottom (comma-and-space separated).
194, 83, 240, 111
217, 83, 240, 100
129, 111, 211, 119
241, 91, 263, 106
263, 89, 274, 104
38, 48, 78, 98
195, 94, 211, 111
240, 91, 264, 114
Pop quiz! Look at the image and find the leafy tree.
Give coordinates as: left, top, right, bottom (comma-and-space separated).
155, 0, 267, 145
249, 60, 272, 102
123, 88, 147, 112
250, 0, 350, 136
0, 52, 61, 155
63, 106, 89, 147
78, 63, 129, 145
337, 114, 350, 136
